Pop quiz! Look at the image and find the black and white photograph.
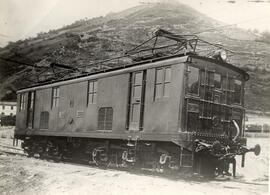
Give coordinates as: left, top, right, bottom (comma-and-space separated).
0, 0, 269, 194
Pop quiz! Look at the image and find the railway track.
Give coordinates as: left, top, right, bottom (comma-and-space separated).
0, 143, 26, 156
0, 143, 23, 151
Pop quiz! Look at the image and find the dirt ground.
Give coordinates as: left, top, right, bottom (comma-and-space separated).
0, 136, 269, 195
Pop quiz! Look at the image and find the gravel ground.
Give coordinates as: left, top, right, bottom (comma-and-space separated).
0, 137, 268, 195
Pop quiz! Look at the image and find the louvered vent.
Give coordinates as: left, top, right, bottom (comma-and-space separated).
40, 111, 49, 129
76, 110, 85, 118
98, 107, 113, 130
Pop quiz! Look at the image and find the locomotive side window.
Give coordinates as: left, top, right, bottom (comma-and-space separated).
154, 67, 171, 100
133, 72, 142, 98
155, 68, 163, 99
234, 80, 242, 104
27, 91, 35, 128
87, 80, 98, 105
187, 66, 199, 95
40, 111, 49, 129
98, 107, 113, 130
19, 93, 26, 111
164, 67, 171, 97
51, 87, 60, 108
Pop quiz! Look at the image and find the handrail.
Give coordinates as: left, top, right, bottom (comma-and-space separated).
232, 120, 240, 141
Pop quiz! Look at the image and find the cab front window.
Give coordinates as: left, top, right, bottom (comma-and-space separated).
234, 80, 242, 104
214, 73, 221, 89
187, 66, 199, 95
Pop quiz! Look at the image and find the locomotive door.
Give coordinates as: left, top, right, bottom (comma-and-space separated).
26, 91, 35, 128
128, 71, 146, 131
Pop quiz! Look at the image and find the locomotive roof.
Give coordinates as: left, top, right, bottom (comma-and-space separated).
17, 54, 249, 93
190, 55, 249, 80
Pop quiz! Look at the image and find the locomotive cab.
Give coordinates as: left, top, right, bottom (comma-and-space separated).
185, 55, 247, 139
183, 55, 260, 177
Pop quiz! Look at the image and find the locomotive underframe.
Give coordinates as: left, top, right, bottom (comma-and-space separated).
15, 130, 247, 177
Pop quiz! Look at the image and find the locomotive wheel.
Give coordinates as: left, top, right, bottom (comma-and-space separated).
37, 146, 46, 159
25, 148, 35, 157
24, 144, 35, 157
121, 150, 136, 168
92, 147, 110, 167
158, 154, 172, 174
45, 141, 63, 162
53, 153, 63, 162
52, 145, 63, 162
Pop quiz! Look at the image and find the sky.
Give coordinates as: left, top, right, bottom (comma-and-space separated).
0, 0, 270, 47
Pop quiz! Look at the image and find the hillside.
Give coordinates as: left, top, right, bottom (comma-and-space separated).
0, 2, 270, 111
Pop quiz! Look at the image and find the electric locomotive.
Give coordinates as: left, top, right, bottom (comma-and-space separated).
14, 29, 260, 177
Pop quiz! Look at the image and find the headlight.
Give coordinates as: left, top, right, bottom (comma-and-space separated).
219, 50, 227, 61
212, 49, 227, 62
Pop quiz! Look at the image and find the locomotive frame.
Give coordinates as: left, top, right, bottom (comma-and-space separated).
14, 30, 260, 177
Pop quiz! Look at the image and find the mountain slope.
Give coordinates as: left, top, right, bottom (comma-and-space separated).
0, 2, 270, 111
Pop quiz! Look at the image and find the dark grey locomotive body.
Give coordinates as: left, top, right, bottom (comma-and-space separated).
15, 54, 257, 177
